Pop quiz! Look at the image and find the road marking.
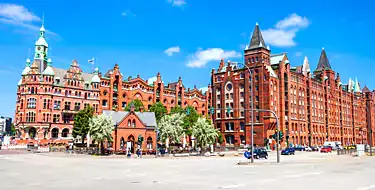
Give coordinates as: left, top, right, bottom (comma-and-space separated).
217, 184, 245, 189
284, 172, 322, 179
260, 179, 278, 183
357, 185, 375, 190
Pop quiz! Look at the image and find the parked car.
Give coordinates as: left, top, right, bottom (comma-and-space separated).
344, 145, 356, 150
320, 146, 332, 153
310, 146, 319, 151
281, 148, 295, 155
294, 145, 305, 151
305, 146, 312, 152
244, 148, 268, 159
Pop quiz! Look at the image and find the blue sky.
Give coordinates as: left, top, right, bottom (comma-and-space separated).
0, 0, 374, 117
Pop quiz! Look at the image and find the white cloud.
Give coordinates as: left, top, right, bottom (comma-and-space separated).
187, 48, 241, 68
0, 4, 58, 36
121, 10, 137, 17
167, 0, 186, 7
295, 52, 303, 57
164, 46, 180, 56
0, 4, 40, 22
262, 13, 309, 47
275, 13, 309, 29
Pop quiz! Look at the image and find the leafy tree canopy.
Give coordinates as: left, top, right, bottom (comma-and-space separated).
170, 106, 185, 115
183, 105, 199, 136
192, 117, 219, 148
73, 105, 94, 140
149, 102, 167, 123
125, 99, 144, 112
10, 123, 16, 136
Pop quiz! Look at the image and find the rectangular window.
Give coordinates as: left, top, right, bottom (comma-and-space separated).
27, 98, 37, 109
43, 99, 47, 109
64, 102, 71, 110
53, 114, 60, 123
217, 113, 220, 118
102, 100, 108, 107
54, 101, 61, 110
225, 122, 234, 131
240, 92, 244, 98
240, 111, 244, 117
74, 102, 81, 111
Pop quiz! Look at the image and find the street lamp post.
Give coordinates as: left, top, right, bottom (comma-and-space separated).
114, 122, 118, 152
234, 62, 255, 163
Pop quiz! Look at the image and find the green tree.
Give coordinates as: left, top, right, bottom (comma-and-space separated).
10, 123, 16, 136
170, 106, 184, 115
125, 99, 144, 112
192, 117, 219, 151
149, 102, 167, 123
73, 105, 94, 143
217, 133, 224, 144
183, 106, 199, 136
89, 114, 114, 155
158, 113, 185, 147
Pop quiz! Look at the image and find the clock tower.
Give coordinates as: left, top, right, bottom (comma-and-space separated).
34, 22, 49, 73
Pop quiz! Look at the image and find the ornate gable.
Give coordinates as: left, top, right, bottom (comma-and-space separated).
64, 60, 84, 81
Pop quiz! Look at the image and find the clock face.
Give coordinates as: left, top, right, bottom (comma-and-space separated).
37, 47, 41, 51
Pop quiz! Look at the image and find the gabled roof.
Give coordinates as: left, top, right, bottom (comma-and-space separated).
315, 48, 332, 71
102, 110, 157, 128
265, 65, 278, 78
270, 53, 289, 65
248, 23, 266, 49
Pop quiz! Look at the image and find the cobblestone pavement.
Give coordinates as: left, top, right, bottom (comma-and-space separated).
0, 151, 374, 190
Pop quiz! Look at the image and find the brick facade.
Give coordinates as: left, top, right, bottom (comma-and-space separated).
13, 24, 210, 144
211, 24, 375, 147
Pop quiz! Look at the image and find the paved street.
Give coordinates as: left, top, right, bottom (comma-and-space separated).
0, 151, 374, 190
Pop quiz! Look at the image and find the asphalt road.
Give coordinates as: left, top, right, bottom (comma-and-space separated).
0, 151, 374, 190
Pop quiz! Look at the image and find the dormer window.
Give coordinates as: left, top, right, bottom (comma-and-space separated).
85, 83, 89, 88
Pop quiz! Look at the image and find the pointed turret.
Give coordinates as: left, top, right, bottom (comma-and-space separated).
29, 60, 40, 74
315, 48, 332, 71
43, 58, 54, 75
21, 58, 31, 75
362, 85, 370, 93
348, 78, 354, 92
302, 56, 311, 76
248, 23, 266, 50
91, 67, 100, 83
353, 77, 361, 93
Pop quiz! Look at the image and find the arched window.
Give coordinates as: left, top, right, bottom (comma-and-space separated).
61, 128, 69, 138
132, 119, 136, 128
29, 127, 36, 139
128, 119, 131, 127
51, 128, 59, 139
31, 87, 35, 94
147, 137, 153, 149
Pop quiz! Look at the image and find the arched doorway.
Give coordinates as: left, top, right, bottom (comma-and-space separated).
147, 137, 153, 149
127, 135, 135, 153
29, 127, 36, 139
61, 128, 69, 138
120, 137, 125, 149
51, 128, 59, 139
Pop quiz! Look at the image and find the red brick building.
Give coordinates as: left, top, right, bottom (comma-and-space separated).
211, 23, 375, 147
103, 109, 157, 153
13, 24, 210, 144
99, 64, 210, 115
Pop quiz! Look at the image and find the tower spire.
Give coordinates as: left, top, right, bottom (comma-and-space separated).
248, 23, 266, 50
315, 48, 332, 71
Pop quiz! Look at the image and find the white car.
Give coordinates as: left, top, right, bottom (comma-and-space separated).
305, 146, 312, 152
